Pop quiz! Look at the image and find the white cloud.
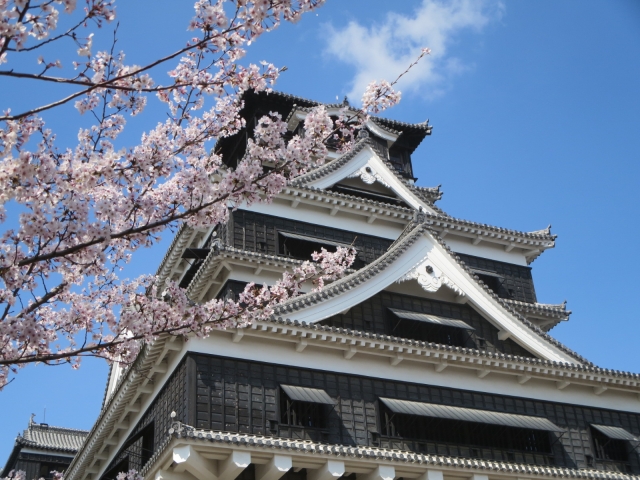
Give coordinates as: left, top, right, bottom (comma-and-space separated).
324, 0, 503, 103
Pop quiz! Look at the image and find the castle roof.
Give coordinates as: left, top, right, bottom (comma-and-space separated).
16, 422, 88, 453
1, 419, 88, 477
271, 219, 587, 365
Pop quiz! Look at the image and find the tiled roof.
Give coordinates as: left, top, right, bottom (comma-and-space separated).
292, 136, 442, 205
272, 219, 589, 366
505, 299, 571, 320
283, 185, 416, 219
186, 243, 308, 300
141, 423, 638, 480
251, 316, 640, 383
503, 300, 570, 332
18, 422, 88, 453
261, 90, 432, 134
426, 212, 556, 242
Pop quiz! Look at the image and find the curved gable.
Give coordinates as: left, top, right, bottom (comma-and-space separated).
274, 222, 586, 365
293, 139, 440, 214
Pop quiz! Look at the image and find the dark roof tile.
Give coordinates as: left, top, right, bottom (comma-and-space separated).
19, 422, 88, 453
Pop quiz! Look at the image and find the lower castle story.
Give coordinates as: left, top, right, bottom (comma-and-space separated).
102, 353, 640, 479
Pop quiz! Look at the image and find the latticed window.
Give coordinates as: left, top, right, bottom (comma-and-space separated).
280, 391, 327, 429
386, 308, 476, 349
379, 402, 555, 465
592, 427, 630, 462
278, 385, 334, 429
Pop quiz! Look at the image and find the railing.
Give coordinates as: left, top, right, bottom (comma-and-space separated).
375, 434, 555, 467
594, 458, 632, 474
275, 424, 331, 443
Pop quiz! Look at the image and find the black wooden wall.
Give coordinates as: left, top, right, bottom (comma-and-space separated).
190, 354, 640, 472
456, 253, 537, 303
318, 291, 536, 358
103, 359, 189, 478
13, 453, 73, 480
106, 353, 640, 477
225, 211, 393, 266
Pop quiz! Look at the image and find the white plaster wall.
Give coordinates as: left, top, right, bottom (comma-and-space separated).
188, 333, 640, 414
444, 237, 529, 266
244, 201, 404, 240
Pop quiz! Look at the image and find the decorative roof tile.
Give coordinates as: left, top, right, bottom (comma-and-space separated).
504, 299, 571, 320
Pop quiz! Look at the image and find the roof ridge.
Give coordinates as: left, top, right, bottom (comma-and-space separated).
292, 137, 373, 185
292, 137, 442, 207
425, 211, 557, 241
286, 184, 415, 213
26, 424, 90, 434
261, 90, 432, 131
505, 298, 570, 311
273, 221, 427, 316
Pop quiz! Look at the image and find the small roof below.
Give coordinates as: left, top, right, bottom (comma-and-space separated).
281, 385, 334, 405
380, 398, 563, 432
1, 418, 89, 477
388, 308, 475, 331
20, 419, 88, 453
279, 231, 353, 249
591, 424, 639, 442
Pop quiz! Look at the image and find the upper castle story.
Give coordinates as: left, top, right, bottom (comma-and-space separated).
157, 90, 568, 347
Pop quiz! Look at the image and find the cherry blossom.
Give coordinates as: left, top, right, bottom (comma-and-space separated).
0, 0, 413, 392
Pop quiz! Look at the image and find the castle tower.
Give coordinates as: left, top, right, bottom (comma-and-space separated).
63, 91, 640, 480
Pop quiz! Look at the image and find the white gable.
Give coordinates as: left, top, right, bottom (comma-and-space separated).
278, 225, 580, 364
300, 143, 438, 214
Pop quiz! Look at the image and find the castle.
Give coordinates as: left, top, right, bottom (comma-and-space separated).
6, 90, 639, 480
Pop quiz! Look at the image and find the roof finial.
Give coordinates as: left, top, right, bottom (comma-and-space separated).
29, 413, 36, 426
343, 96, 350, 107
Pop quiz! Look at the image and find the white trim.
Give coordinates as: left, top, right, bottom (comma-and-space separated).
244, 201, 403, 240
303, 145, 436, 214
443, 237, 529, 266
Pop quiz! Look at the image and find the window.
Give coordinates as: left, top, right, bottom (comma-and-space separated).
38, 462, 68, 480
279, 385, 333, 429
106, 422, 155, 475
389, 146, 413, 178
387, 308, 475, 348
591, 426, 631, 463
102, 458, 129, 480
379, 398, 557, 466
475, 272, 514, 299
278, 232, 353, 262
329, 184, 408, 208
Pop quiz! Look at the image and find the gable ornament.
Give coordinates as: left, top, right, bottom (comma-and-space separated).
348, 163, 391, 188
397, 258, 465, 297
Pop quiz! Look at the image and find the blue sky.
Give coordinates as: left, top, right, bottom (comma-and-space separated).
1, 0, 639, 464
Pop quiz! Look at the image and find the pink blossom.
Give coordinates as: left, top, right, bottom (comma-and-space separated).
0, 0, 419, 391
